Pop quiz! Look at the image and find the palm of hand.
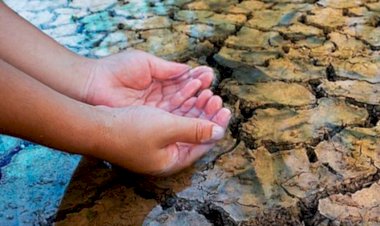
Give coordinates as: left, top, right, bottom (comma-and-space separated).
87, 65, 215, 113
85, 51, 231, 174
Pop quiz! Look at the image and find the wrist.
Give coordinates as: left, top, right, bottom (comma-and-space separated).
80, 105, 113, 157
70, 56, 98, 103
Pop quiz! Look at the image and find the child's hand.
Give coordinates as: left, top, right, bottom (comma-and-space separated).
0, 4, 232, 176
80, 50, 231, 175
83, 50, 214, 112
0, 59, 230, 176
94, 104, 231, 175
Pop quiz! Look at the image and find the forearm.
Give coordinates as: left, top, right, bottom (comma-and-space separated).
0, 2, 94, 101
0, 60, 102, 155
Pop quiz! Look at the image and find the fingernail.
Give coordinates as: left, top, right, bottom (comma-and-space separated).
211, 125, 225, 141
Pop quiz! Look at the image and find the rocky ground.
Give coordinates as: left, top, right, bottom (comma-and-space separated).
1, 0, 380, 225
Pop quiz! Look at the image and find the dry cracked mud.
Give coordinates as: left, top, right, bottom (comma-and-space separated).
1, 0, 380, 225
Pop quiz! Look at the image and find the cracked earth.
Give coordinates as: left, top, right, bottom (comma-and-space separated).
1, 0, 380, 225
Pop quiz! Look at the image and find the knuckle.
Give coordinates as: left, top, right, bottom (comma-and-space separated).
195, 122, 204, 142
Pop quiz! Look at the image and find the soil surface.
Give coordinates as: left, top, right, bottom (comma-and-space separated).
1, 0, 380, 225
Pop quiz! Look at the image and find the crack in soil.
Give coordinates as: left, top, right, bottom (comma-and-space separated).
300, 169, 380, 225
54, 179, 119, 222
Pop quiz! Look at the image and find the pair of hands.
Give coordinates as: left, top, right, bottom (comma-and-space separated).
0, 4, 230, 176
82, 50, 231, 175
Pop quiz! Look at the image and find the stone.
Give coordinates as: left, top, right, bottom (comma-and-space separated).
292, 36, 327, 49
281, 159, 338, 200
98, 31, 141, 48
70, 0, 117, 12
242, 98, 368, 147
77, 11, 119, 33
184, 0, 238, 12
163, 0, 193, 7
308, 42, 338, 62
29, 10, 55, 25
221, 80, 316, 109
134, 30, 214, 61
318, 181, 380, 225
274, 23, 323, 41
225, 27, 286, 50
55, 186, 157, 226
43, 24, 78, 37
227, 1, 269, 15
328, 32, 370, 59
55, 158, 119, 215
366, 2, 380, 12
271, 3, 313, 11
347, 6, 369, 16
175, 10, 247, 26
320, 80, 380, 105
114, 1, 177, 18
123, 16, 172, 30
333, 57, 380, 83
317, 0, 364, 9
343, 25, 380, 50
79, 13, 172, 33
144, 208, 212, 226
231, 58, 325, 84
315, 125, 380, 180
246, 4, 307, 30
288, 33, 372, 65
174, 23, 236, 42
286, 37, 337, 65
214, 47, 281, 68
306, 7, 359, 32
175, 142, 302, 224
55, 132, 237, 225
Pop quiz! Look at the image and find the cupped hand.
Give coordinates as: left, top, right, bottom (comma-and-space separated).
94, 97, 231, 176
82, 50, 232, 175
84, 50, 215, 112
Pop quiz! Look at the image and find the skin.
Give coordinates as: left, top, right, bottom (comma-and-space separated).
0, 3, 231, 175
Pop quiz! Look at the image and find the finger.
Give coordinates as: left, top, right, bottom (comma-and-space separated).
161, 70, 208, 97
160, 115, 225, 147
189, 66, 214, 89
170, 79, 202, 108
172, 97, 197, 115
181, 97, 197, 110
162, 77, 192, 97
195, 89, 213, 109
183, 105, 203, 118
190, 66, 214, 80
204, 95, 223, 118
197, 72, 214, 89
211, 108, 232, 128
181, 89, 213, 118
147, 53, 191, 80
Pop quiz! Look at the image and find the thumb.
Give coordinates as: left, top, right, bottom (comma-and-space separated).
147, 54, 191, 80
160, 115, 226, 146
